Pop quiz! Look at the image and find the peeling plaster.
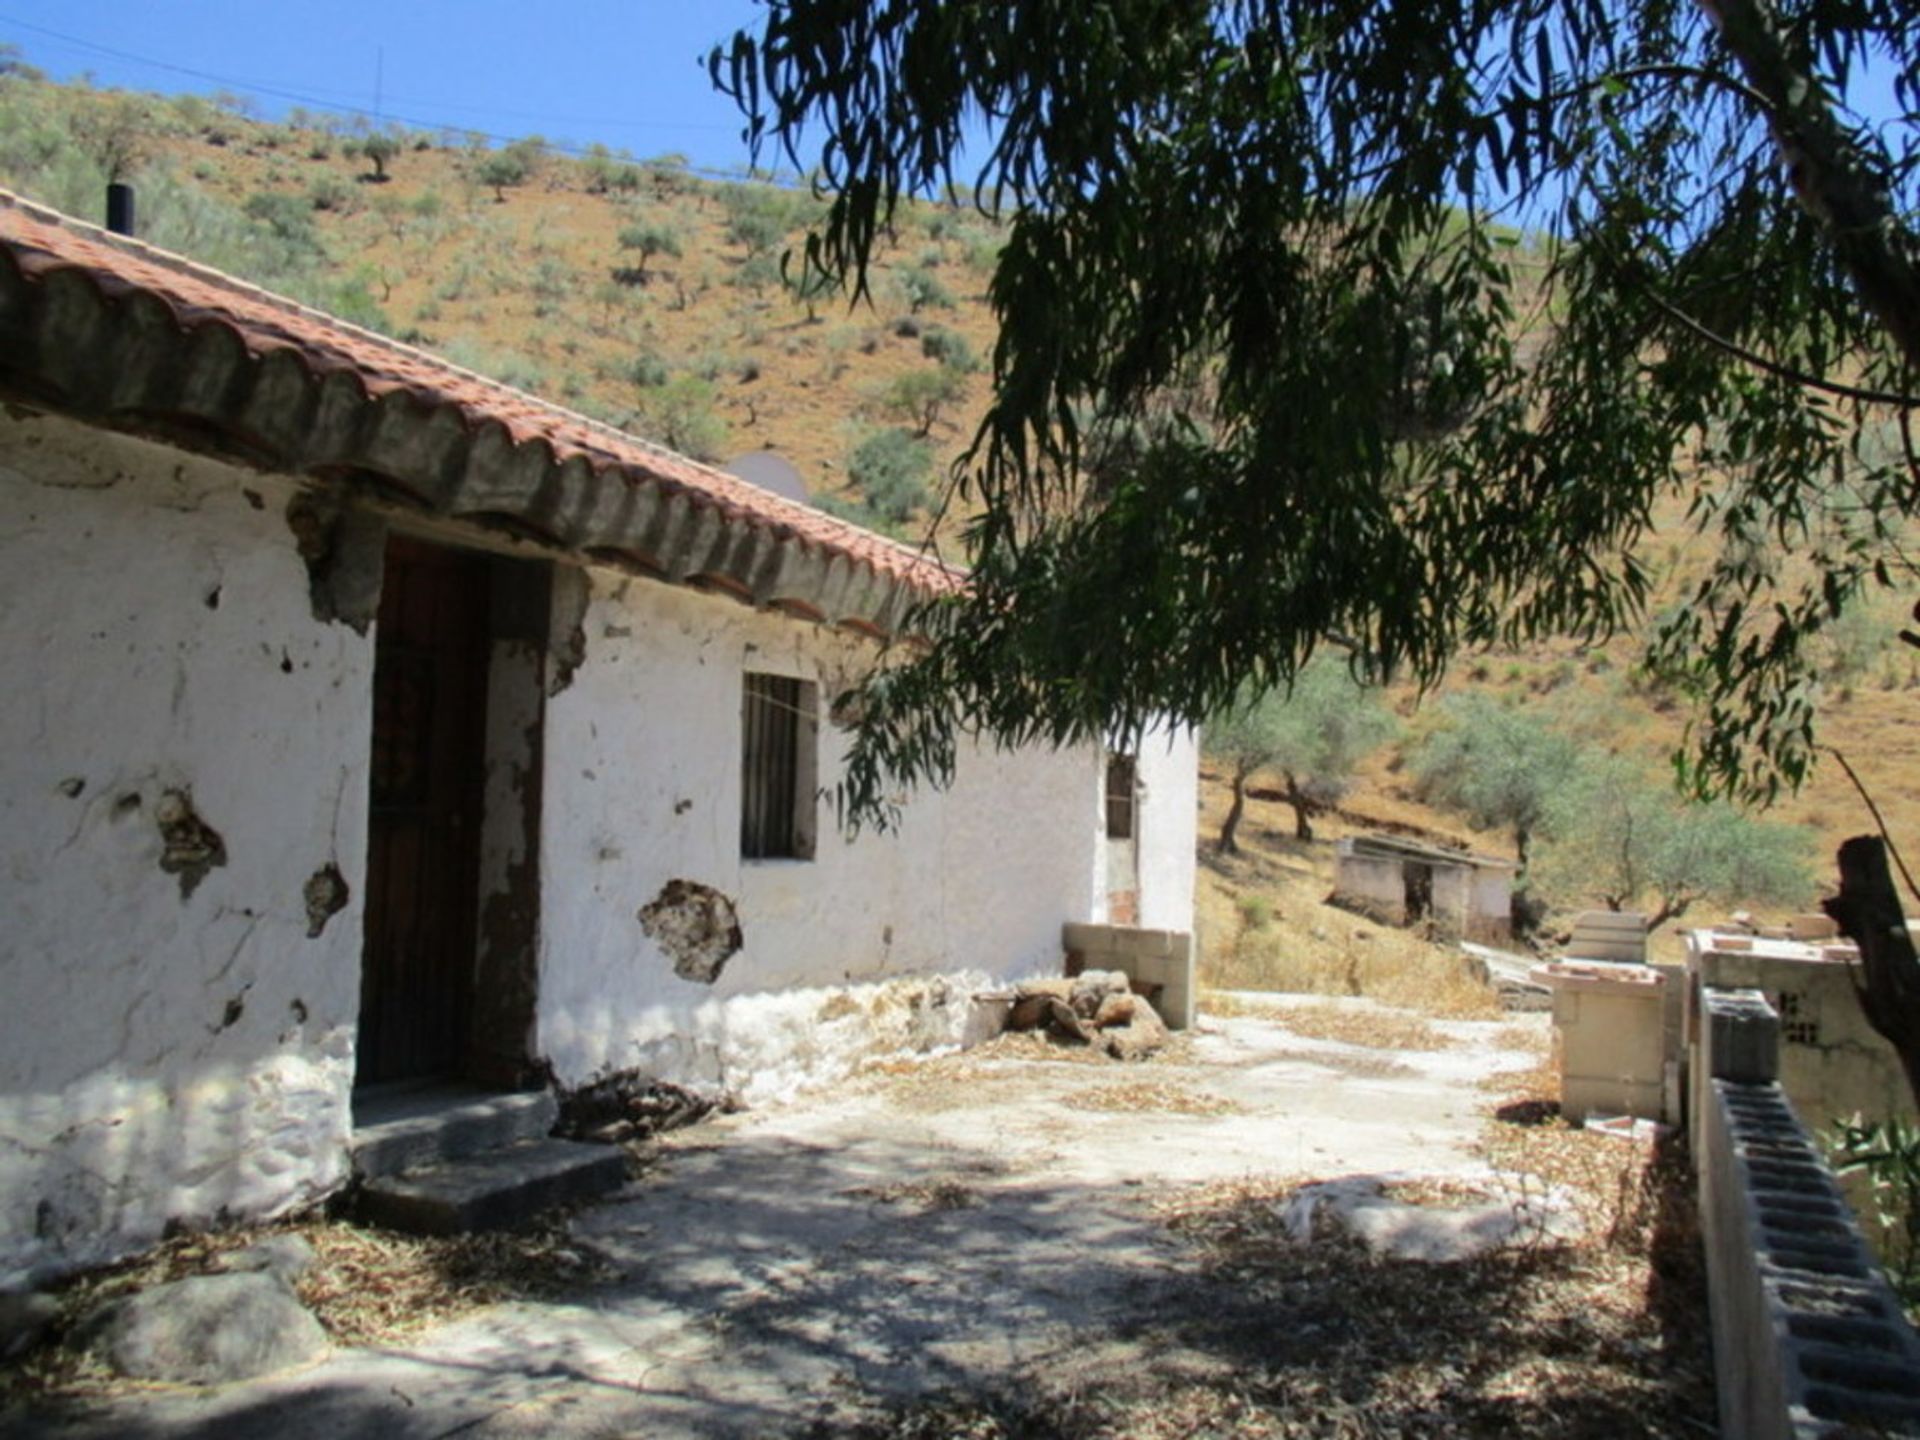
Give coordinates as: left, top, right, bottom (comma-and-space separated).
153, 789, 225, 900
302, 864, 349, 938
639, 880, 743, 985
283, 493, 386, 634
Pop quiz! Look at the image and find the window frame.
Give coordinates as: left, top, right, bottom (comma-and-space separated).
740, 671, 819, 861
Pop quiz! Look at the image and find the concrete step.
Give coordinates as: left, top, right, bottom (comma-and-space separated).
350, 1083, 559, 1181
356, 1137, 629, 1235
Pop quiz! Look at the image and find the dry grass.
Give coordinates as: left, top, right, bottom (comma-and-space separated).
844, 1178, 983, 1212
823, 1066, 1712, 1440
1265, 1001, 1455, 1052
1059, 1080, 1240, 1116
854, 1029, 1197, 1113
1, 1213, 624, 1402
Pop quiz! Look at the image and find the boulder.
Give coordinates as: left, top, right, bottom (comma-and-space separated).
93, 1271, 328, 1385
1092, 993, 1138, 1029
1101, 994, 1169, 1061
1069, 970, 1131, 1019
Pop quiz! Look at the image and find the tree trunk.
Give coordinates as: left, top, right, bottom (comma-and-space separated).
1283, 773, 1314, 841
1218, 769, 1249, 854
1823, 836, 1920, 1112
1514, 825, 1532, 875
1645, 894, 1690, 933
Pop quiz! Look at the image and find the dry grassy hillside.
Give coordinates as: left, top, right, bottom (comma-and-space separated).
7, 74, 1919, 894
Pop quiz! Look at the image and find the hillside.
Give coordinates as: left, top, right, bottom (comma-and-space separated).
5, 72, 1919, 911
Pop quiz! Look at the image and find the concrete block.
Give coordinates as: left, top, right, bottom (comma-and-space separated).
1533, 961, 1667, 1122
1699, 1077, 1920, 1439
1705, 988, 1781, 1086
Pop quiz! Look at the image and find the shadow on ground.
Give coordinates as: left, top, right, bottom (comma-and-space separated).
9, 1118, 1716, 1439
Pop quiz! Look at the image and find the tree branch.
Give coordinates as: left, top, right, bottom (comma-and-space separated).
1643, 288, 1920, 408
1698, 0, 1920, 372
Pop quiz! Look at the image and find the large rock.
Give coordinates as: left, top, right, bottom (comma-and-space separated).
1069, 970, 1131, 1019
1100, 993, 1169, 1061
1283, 1174, 1582, 1262
93, 1271, 328, 1385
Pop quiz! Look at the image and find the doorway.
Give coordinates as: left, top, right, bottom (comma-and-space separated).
1403, 862, 1434, 926
357, 536, 492, 1086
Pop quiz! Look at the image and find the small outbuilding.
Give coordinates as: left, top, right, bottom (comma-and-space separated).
1330, 833, 1514, 941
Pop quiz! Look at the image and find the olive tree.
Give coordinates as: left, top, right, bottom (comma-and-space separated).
1534, 756, 1815, 928
1206, 656, 1399, 851
1412, 695, 1580, 875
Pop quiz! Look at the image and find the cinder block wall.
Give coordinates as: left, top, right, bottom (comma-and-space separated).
1062, 923, 1194, 1029
1696, 988, 1920, 1438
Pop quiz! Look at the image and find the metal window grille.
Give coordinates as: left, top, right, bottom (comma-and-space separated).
742, 673, 804, 858
1105, 754, 1137, 840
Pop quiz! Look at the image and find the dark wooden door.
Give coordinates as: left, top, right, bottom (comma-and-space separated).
358, 537, 491, 1086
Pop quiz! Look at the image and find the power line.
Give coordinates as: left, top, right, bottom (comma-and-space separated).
0, 12, 745, 148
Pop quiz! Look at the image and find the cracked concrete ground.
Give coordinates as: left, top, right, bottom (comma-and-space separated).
10, 1001, 1542, 1439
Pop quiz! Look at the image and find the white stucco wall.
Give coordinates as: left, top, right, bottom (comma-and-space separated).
537, 573, 1148, 1102
1133, 724, 1200, 932
0, 411, 371, 1286
0, 410, 1204, 1275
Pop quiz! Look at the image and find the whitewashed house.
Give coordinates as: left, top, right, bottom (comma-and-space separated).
0, 191, 1197, 1284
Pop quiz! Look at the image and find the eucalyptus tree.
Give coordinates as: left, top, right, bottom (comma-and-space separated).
710, 0, 1920, 831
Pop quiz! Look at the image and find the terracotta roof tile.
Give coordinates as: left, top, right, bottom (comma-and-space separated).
0, 188, 962, 600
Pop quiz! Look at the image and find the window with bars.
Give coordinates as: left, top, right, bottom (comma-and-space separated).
1105, 754, 1138, 840
741, 672, 818, 860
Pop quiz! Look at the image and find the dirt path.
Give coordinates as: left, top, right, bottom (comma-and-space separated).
10, 1002, 1713, 1438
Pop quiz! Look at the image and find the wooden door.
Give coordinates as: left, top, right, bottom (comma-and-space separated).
358, 537, 491, 1085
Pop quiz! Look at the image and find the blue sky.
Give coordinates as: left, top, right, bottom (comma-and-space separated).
0, 2, 771, 173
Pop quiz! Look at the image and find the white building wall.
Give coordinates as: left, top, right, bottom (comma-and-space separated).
0, 413, 1203, 1275
1135, 725, 1199, 932
0, 413, 370, 1287
535, 574, 1115, 1102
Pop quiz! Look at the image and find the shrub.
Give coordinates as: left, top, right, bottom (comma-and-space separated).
847, 428, 934, 524
639, 377, 728, 461
893, 265, 953, 313
919, 325, 978, 373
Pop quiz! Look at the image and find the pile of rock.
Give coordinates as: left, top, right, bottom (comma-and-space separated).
1005, 969, 1169, 1061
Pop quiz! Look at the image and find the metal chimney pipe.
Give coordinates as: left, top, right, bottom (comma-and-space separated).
105, 183, 134, 236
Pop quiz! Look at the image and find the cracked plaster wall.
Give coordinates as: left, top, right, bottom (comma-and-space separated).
0, 409, 371, 1286
535, 572, 1198, 1103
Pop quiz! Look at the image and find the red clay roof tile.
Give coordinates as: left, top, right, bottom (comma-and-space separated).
0, 188, 962, 598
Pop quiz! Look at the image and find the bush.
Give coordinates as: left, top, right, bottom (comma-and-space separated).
893, 265, 954, 313
627, 353, 670, 389
639, 377, 728, 461
919, 325, 978, 372
846, 428, 934, 524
